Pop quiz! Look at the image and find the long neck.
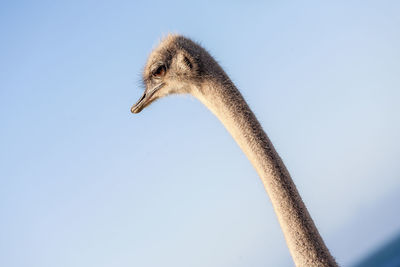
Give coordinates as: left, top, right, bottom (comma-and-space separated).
194, 78, 337, 267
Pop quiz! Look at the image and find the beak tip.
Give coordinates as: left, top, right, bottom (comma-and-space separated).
131, 106, 141, 114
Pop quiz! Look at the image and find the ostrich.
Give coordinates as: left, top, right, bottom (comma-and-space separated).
131, 34, 337, 267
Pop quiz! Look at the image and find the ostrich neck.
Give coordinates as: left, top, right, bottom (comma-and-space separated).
194, 79, 337, 267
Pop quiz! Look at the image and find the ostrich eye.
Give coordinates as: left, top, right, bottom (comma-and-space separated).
152, 65, 166, 78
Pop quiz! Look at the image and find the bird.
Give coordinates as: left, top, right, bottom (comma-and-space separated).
131, 34, 338, 267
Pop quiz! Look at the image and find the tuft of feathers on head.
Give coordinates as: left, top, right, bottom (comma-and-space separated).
139, 33, 231, 95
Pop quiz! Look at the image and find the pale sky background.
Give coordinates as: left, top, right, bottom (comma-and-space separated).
1, 1, 400, 266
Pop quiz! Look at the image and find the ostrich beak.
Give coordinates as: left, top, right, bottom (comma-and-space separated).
131, 83, 165, 114
131, 91, 147, 113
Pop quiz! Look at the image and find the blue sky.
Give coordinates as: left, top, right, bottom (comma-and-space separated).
1, 1, 400, 266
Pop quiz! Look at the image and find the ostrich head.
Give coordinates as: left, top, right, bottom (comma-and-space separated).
131, 34, 223, 113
